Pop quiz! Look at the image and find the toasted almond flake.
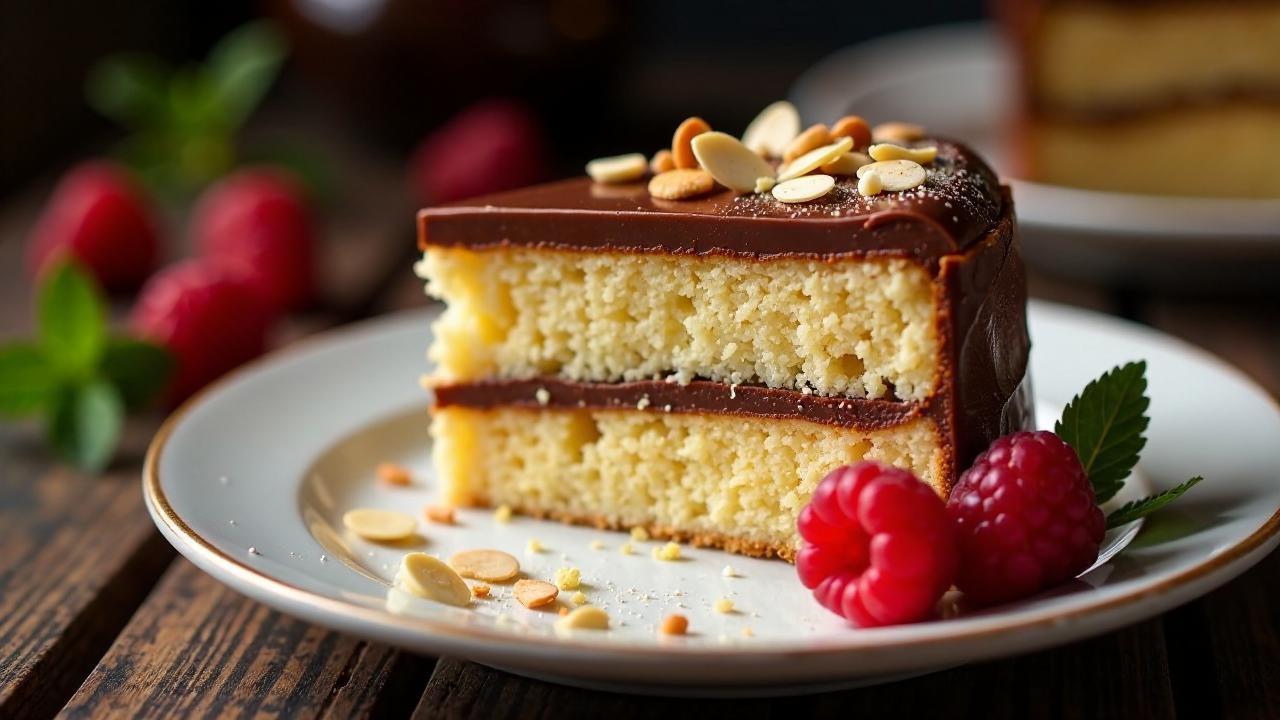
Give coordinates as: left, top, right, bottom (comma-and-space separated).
857, 169, 883, 196
689, 131, 775, 192
777, 137, 853, 182
872, 121, 926, 143
471, 583, 491, 598
585, 153, 648, 184
342, 509, 416, 541
772, 174, 835, 203
856, 159, 926, 191
396, 552, 471, 607
650, 149, 675, 174
514, 578, 559, 608
660, 613, 689, 635
830, 115, 872, 150
648, 169, 715, 200
555, 605, 610, 631
741, 100, 801, 158
423, 504, 455, 525
868, 143, 938, 164
714, 597, 735, 613
376, 462, 412, 486
672, 116, 712, 169
493, 504, 513, 523
820, 151, 872, 176
754, 176, 776, 193
782, 123, 831, 163
448, 548, 520, 582
554, 566, 581, 590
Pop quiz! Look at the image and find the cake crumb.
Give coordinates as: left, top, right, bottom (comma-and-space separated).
526, 538, 544, 554
619, 542, 634, 555
494, 505, 513, 523
572, 591, 587, 605
555, 566, 581, 590
630, 526, 650, 542
589, 539, 605, 550
636, 394, 651, 410
721, 565, 737, 578
660, 613, 689, 635
741, 626, 754, 638
652, 541, 681, 561
247, 547, 260, 556
714, 597, 735, 614
471, 583, 491, 598
534, 388, 550, 406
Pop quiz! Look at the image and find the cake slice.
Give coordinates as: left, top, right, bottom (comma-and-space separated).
416, 120, 1031, 560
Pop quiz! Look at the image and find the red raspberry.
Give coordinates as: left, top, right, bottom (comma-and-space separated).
27, 161, 160, 292
797, 461, 957, 627
130, 260, 273, 405
193, 168, 315, 315
410, 98, 545, 204
947, 431, 1105, 605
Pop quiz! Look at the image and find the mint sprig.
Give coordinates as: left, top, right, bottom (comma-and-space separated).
0, 262, 173, 472
1057, 361, 1201, 529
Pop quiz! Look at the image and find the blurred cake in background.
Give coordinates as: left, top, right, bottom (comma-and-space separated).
1000, 0, 1280, 197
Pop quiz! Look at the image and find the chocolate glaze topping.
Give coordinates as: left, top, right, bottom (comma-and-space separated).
419, 139, 1002, 265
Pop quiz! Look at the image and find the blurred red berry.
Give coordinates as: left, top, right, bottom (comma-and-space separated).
27, 161, 160, 293
410, 98, 545, 204
130, 260, 274, 405
193, 168, 315, 315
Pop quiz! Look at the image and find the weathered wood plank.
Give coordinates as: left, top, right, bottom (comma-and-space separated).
59, 560, 433, 719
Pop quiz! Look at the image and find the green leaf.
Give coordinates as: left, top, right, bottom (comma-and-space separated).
100, 338, 174, 411
48, 379, 124, 473
1055, 361, 1150, 504
1106, 477, 1203, 529
38, 262, 107, 377
86, 53, 171, 129
0, 343, 57, 417
204, 21, 286, 129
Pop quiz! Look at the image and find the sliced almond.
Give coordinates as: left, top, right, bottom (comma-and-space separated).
772, 174, 835, 203
555, 605, 610, 631
648, 169, 715, 200
830, 115, 872, 151
777, 137, 853, 182
871, 121, 926, 143
868, 143, 938, 164
782, 124, 831, 163
448, 548, 520, 582
672, 117, 712, 169
856, 160, 926, 192
821, 151, 871, 176
741, 100, 801, 158
342, 509, 417, 541
857, 169, 883, 197
586, 153, 648, 184
514, 578, 559, 608
396, 552, 471, 607
650, 149, 675, 174
690, 131, 774, 192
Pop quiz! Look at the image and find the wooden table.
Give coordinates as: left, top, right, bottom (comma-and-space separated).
3, 160, 1279, 719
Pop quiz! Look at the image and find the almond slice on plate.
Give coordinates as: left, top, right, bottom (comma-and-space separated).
342, 508, 417, 541
396, 552, 471, 607
741, 100, 801, 158
672, 116, 712, 169
648, 169, 716, 200
830, 115, 872, 151
690, 132, 775, 192
856, 159, 926, 191
586, 153, 648, 184
777, 137, 853, 182
514, 578, 559, 608
821, 151, 872, 176
772, 174, 835, 203
868, 143, 938, 164
448, 548, 521, 582
871, 121, 926, 143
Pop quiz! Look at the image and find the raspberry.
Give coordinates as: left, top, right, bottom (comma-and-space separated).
193, 168, 315, 315
27, 161, 160, 292
130, 260, 273, 405
410, 98, 545, 204
947, 430, 1105, 605
796, 461, 957, 627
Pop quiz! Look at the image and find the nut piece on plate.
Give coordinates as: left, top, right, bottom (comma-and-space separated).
377, 462, 412, 486
448, 548, 521, 582
773, 174, 836, 204
777, 137, 853, 182
342, 508, 417, 541
783, 123, 832, 163
821, 151, 872, 176
690, 132, 775, 192
830, 115, 872, 151
423, 504, 455, 525
672, 117, 713, 169
754, 176, 776, 193
514, 578, 559, 608
857, 159, 927, 192
471, 583, 491, 598
741, 100, 801, 158
660, 613, 689, 635
869, 143, 938, 164
858, 170, 883, 197
872, 121, 926, 144
586, 153, 648, 184
396, 552, 471, 607
650, 149, 675, 174
649, 169, 716, 200
555, 605, 611, 631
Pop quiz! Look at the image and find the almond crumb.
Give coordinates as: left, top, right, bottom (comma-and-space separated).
619, 542, 634, 555
376, 462, 412, 486
423, 505, 455, 525
526, 538, 544, 554
660, 613, 689, 635
494, 504, 513, 524
559, 606, 570, 616
471, 583, 491, 598
714, 597, 735, 614
589, 539, 605, 550
741, 626, 754, 638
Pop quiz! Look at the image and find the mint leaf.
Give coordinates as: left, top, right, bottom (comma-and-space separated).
100, 338, 174, 410
1055, 362, 1150, 504
1106, 477, 1203, 529
0, 343, 57, 417
86, 53, 171, 129
38, 262, 107, 377
205, 21, 285, 129
48, 379, 124, 473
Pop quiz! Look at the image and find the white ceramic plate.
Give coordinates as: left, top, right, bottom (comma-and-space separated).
145, 303, 1280, 695
790, 23, 1280, 289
